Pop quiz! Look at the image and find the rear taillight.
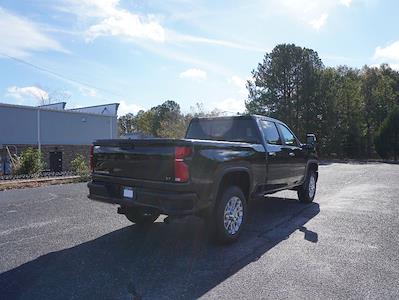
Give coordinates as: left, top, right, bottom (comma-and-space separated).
89, 144, 94, 172
174, 146, 192, 182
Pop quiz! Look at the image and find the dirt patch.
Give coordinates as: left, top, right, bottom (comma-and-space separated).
0, 177, 86, 191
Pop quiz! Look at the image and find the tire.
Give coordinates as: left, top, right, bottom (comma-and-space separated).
124, 207, 160, 226
212, 186, 247, 244
297, 169, 317, 203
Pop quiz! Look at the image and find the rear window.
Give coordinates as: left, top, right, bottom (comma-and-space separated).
185, 118, 260, 143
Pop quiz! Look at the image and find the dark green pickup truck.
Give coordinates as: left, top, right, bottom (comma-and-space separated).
88, 115, 318, 243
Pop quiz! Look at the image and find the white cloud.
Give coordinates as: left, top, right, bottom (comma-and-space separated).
118, 100, 142, 116
229, 75, 248, 96
6, 86, 49, 101
309, 13, 328, 30
269, 0, 352, 30
79, 86, 98, 97
62, 0, 123, 18
231, 76, 247, 89
0, 7, 66, 58
340, 0, 352, 7
214, 98, 246, 114
63, 1, 265, 53
65, 0, 165, 42
374, 41, 399, 61
168, 31, 265, 52
179, 68, 207, 80
86, 11, 165, 42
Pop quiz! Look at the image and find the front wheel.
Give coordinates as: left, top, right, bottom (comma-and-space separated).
297, 170, 317, 203
212, 186, 247, 244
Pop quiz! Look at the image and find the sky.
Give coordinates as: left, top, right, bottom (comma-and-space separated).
0, 0, 398, 116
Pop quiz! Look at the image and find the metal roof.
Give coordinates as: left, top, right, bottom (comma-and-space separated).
0, 102, 119, 118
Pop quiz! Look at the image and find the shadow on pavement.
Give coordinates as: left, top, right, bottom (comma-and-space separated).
0, 196, 320, 299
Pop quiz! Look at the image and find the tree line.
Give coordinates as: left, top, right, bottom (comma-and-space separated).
246, 43, 399, 160
118, 102, 221, 139
118, 43, 399, 160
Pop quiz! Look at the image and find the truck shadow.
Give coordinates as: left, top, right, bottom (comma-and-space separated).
0, 196, 319, 299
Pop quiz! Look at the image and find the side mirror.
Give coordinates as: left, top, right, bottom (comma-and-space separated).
306, 134, 316, 148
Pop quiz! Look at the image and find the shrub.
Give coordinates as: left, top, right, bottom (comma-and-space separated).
71, 154, 90, 180
16, 148, 45, 175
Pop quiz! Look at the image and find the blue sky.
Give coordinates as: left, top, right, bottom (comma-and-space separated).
0, 0, 398, 116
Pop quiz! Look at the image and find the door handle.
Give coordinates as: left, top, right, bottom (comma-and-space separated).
289, 152, 295, 157
268, 152, 276, 157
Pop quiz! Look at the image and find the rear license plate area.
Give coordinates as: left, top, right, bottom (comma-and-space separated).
123, 187, 134, 200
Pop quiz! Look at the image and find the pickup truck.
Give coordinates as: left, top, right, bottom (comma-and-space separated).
88, 115, 318, 243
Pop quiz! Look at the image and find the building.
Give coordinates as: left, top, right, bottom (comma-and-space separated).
0, 102, 119, 174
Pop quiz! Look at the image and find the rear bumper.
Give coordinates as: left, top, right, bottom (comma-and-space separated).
87, 181, 201, 215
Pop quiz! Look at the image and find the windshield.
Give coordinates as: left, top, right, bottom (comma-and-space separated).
185, 118, 260, 143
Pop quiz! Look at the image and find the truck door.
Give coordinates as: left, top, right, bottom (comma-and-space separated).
276, 123, 306, 185
259, 120, 288, 190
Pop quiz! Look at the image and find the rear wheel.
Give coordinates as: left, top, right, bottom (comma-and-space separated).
297, 170, 317, 203
124, 207, 160, 226
212, 186, 247, 244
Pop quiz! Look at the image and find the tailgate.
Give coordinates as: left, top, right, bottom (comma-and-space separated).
93, 139, 190, 182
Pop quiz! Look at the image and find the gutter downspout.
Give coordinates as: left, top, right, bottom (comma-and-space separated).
110, 116, 113, 139
37, 107, 41, 152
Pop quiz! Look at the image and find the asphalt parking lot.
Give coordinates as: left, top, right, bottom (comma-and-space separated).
0, 163, 398, 299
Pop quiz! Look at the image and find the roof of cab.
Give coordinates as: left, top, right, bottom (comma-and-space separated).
191, 114, 286, 125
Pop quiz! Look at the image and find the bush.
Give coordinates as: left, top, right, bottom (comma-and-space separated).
16, 148, 45, 175
71, 154, 90, 180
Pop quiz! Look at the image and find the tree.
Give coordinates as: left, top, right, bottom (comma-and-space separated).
117, 101, 222, 138
48, 89, 71, 103
143, 100, 182, 136
118, 113, 137, 135
361, 65, 397, 156
246, 43, 323, 139
189, 102, 221, 118
158, 115, 190, 138
117, 100, 183, 137
334, 66, 363, 158
134, 109, 157, 136
314, 67, 341, 156
245, 43, 399, 159
374, 107, 399, 161
35, 85, 71, 106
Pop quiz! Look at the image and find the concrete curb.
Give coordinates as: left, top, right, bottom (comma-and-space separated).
319, 159, 399, 165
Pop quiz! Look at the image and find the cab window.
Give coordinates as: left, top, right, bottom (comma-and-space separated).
260, 120, 281, 145
277, 123, 298, 146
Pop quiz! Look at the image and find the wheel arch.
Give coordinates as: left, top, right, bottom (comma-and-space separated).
214, 167, 252, 203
